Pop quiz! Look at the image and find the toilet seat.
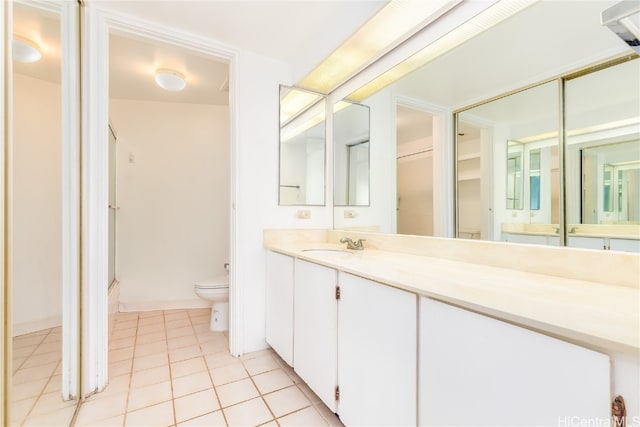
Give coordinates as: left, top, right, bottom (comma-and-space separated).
195, 275, 229, 290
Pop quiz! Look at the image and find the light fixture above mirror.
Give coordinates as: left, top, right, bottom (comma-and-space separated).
12, 35, 42, 63
154, 68, 186, 91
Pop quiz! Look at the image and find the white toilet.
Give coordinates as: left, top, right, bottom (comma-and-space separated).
194, 271, 229, 332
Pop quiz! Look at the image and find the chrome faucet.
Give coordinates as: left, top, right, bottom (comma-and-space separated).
340, 237, 365, 250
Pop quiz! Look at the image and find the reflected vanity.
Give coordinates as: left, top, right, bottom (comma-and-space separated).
278, 85, 327, 206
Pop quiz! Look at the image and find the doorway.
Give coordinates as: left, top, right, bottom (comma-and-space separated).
107, 31, 231, 313
396, 105, 434, 236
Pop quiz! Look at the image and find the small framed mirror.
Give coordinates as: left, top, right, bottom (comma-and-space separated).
333, 100, 370, 206
278, 85, 326, 206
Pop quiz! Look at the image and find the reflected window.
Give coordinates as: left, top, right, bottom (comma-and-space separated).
529, 149, 541, 211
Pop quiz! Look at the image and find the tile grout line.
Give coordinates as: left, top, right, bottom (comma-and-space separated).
17, 327, 57, 426
120, 312, 140, 427
192, 310, 230, 427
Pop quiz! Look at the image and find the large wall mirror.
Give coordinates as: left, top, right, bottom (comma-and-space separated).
279, 85, 326, 206
7, 0, 81, 424
456, 80, 561, 245
565, 58, 640, 252
331, 0, 638, 252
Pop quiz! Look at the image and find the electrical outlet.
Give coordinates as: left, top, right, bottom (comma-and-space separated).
297, 209, 311, 219
344, 210, 357, 219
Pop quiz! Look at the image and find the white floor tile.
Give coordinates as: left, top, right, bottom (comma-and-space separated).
75, 393, 128, 425
223, 397, 273, 427
174, 388, 220, 423
127, 380, 173, 411
210, 361, 248, 386
172, 371, 213, 398
252, 369, 294, 395
132, 352, 169, 372
134, 340, 168, 358
130, 364, 170, 389
124, 400, 174, 426
177, 409, 226, 427
242, 354, 279, 376
263, 385, 311, 418
216, 378, 259, 408
277, 406, 329, 426
171, 356, 207, 379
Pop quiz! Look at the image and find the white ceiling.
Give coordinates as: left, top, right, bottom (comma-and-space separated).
92, 0, 387, 83
109, 33, 230, 105
14, 0, 387, 105
389, 0, 634, 147
393, 0, 630, 111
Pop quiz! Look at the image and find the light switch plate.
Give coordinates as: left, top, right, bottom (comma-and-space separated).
297, 209, 311, 219
344, 210, 356, 218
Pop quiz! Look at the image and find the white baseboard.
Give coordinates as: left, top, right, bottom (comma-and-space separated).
119, 298, 212, 313
13, 315, 62, 337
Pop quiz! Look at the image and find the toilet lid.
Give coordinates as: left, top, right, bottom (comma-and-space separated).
195, 274, 229, 289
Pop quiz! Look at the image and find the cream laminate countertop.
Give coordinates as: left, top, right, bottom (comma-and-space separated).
265, 240, 640, 353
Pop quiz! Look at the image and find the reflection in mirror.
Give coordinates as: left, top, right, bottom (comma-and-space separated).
565, 58, 640, 252
279, 85, 326, 206
11, 0, 79, 424
457, 81, 560, 245
396, 105, 436, 236
506, 141, 524, 210
334, 101, 370, 206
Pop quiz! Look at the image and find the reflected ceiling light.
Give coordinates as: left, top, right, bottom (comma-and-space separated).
298, 0, 463, 94
154, 69, 186, 91
12, 36, 42, 63
348, 0, 536, 102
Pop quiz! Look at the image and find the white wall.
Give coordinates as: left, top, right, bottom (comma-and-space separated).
12, 74, 62, 334
236, 50, 334, 353
109, 99, 230, 311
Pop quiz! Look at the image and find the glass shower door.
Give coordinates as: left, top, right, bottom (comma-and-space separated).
108, 125, 117, 287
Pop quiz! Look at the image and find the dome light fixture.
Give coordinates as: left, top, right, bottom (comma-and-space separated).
154, 69, 186, 91
12, 36, 42, 63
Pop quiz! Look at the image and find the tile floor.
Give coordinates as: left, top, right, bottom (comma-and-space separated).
74, 308, 345, 426
11, 326, 79, 426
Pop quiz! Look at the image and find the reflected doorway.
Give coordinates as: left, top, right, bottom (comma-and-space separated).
396, 105, 434, 236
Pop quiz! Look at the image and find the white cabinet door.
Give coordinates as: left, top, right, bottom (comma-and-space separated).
337, 272, 417, 426
294, 259, 338, 411
419, 297, 610, 426
265, 251, 294, 366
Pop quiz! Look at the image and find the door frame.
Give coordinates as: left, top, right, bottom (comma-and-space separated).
81, 4, 240, 395
394, 95, 453, 237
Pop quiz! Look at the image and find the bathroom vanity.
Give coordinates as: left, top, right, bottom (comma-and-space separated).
264, 229, 639, 426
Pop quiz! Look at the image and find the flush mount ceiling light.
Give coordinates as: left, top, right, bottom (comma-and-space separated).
154, 69, 186, 91
12, 35, 42, 63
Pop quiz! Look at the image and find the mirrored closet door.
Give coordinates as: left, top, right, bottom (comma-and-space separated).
8, 0, 80, 424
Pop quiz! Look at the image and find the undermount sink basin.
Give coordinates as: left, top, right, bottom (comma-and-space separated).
302, 248, 354, 255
